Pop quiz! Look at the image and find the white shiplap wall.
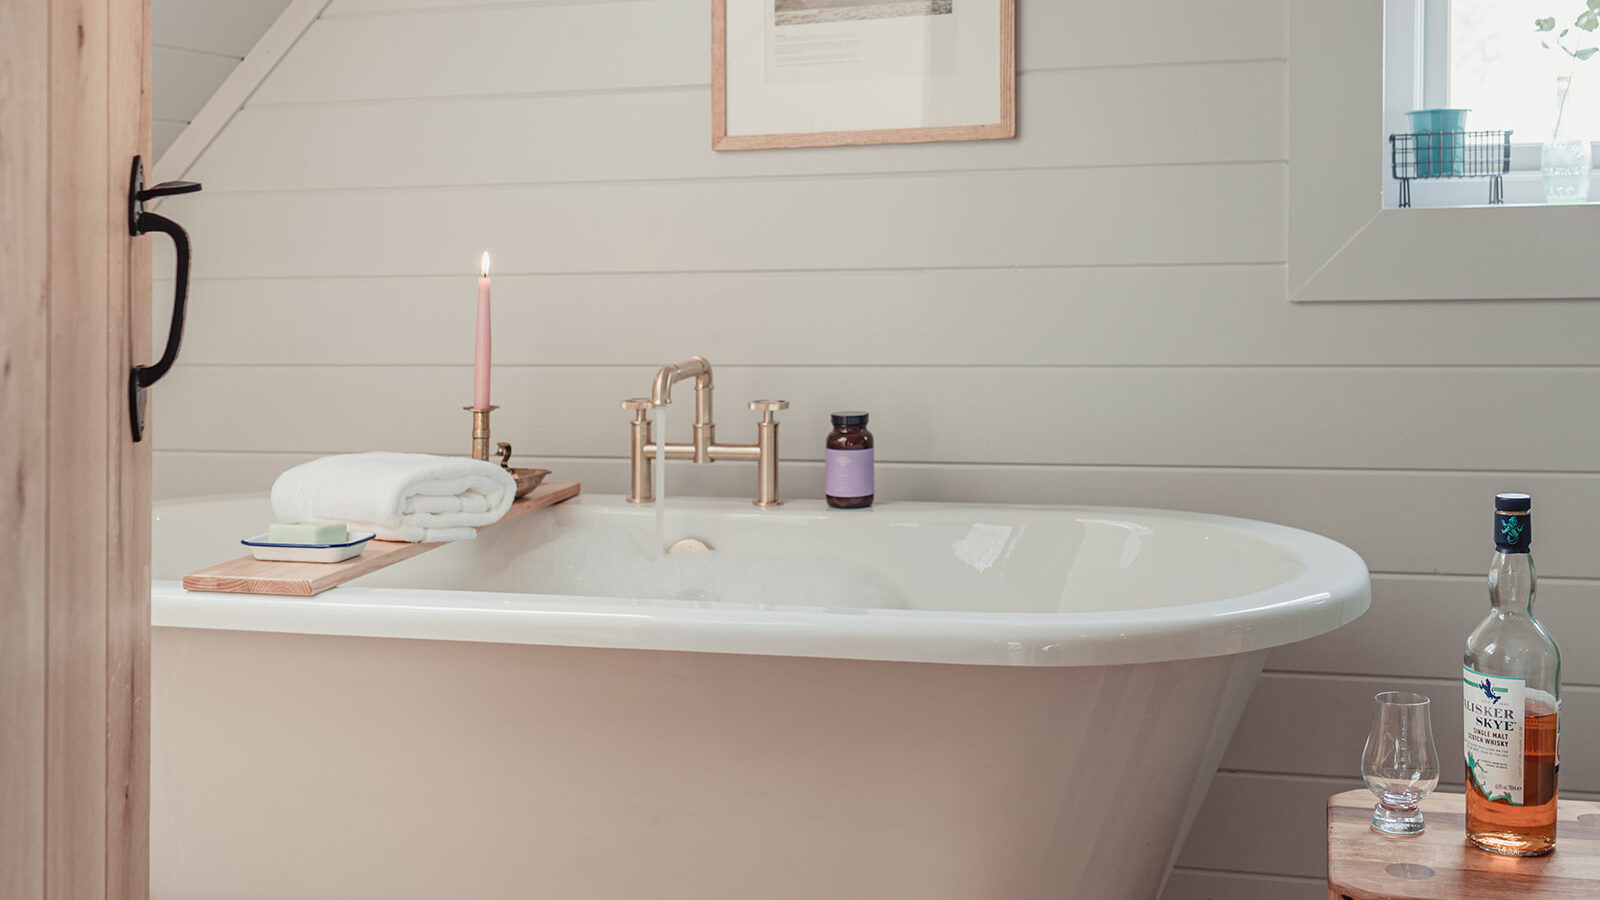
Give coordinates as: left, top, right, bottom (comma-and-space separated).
150, 0, 1600, 896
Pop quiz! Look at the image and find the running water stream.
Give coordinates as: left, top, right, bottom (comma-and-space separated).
653, 404, 667, 556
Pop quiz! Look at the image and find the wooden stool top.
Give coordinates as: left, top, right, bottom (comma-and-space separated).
1328, 789, 1600, 899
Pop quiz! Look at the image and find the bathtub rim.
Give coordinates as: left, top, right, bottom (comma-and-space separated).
152, 493, 1371, 668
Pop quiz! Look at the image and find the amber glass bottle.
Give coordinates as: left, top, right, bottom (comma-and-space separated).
825, 411, 873, 509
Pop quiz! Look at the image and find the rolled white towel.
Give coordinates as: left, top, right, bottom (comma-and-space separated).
271, 452, 518, 543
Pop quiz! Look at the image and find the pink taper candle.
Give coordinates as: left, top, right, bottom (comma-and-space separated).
474, 252, 492, 409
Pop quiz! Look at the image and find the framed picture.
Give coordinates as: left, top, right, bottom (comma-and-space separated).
712, 0, 1016, 150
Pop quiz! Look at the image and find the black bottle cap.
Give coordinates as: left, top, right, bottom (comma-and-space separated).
831, 411, 869, 427
1494, 492, 1531, 552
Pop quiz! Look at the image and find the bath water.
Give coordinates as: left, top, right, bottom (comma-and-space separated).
500, 519, 907, 608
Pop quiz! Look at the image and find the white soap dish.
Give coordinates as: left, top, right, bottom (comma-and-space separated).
241, 531, 376, 563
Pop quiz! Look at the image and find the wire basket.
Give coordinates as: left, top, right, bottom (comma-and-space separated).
1389, 130, 1513, 207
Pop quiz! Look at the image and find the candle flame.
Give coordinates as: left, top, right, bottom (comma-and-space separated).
480, 252, 491, 277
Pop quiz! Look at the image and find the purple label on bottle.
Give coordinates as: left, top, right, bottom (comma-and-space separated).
825, 448, 874, 498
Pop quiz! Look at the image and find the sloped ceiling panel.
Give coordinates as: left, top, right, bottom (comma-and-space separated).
151, 0, 294, 159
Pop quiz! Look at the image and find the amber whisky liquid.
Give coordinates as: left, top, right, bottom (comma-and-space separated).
1466, 710, 1558, 856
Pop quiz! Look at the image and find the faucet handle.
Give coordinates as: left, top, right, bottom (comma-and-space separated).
621, 397, 652, 423
748, 399, 789, 422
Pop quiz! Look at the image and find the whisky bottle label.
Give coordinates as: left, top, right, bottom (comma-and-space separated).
1464, 666, 1525, 805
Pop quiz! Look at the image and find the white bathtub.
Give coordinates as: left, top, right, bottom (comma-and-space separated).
151, 494, 1368, 900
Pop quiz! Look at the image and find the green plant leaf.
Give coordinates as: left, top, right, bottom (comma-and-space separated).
1537, 16, 1558, 30
1579, 9, 1599, 30
1562, 28, 1572, 37
1577, 46, 1598, 59
1589, 0, 1599, 11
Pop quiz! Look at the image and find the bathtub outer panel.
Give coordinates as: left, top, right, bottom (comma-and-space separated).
152, 627, 1267, 900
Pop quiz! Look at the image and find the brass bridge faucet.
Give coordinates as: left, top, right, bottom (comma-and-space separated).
622, 356, 787, 507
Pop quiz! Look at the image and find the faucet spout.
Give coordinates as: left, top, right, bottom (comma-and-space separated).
624, 356, 783, 506
650, 356, 711, 407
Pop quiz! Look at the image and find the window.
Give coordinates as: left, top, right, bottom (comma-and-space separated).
1385, 0, 1600, 208
1292, 0, 1600, 302
1451, 1, 1600, 142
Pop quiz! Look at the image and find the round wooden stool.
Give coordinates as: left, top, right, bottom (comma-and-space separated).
1327, 789, 1600, 899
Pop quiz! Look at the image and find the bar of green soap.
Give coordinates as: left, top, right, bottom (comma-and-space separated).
267, 520, 348, 545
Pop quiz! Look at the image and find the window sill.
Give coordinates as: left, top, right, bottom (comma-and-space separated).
1291, 0, 1600, 303
1385, 169, 1600, 210
1294, 202, 1600, 301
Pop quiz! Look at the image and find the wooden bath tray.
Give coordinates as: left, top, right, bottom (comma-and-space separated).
181, 481, 580, 597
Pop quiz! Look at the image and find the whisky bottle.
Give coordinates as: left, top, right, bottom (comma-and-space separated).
1463, 492, 1561, 856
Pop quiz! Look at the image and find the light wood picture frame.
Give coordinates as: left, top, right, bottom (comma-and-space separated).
713, 0, 1015, 150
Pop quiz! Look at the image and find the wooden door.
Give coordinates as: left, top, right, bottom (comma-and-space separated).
1, 1, 153, 899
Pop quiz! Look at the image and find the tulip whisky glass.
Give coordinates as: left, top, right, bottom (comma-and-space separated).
1361, 691, 1440, 836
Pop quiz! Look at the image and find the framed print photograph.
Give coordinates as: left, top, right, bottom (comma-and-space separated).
712, 0, 1016, 150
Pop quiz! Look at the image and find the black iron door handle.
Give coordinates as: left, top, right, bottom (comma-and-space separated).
128, 155, 202, 442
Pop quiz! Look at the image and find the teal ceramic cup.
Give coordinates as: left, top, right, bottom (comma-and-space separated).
1406, 108, 1471, 177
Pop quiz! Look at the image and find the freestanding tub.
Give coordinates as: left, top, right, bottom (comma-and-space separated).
151, 494, 1369, 900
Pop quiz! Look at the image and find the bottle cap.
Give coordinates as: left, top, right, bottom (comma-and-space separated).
831, 411, 869, 427
1494, 492, 1531, 553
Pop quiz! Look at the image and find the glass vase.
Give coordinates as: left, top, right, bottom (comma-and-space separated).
1542, 74, 1592, 204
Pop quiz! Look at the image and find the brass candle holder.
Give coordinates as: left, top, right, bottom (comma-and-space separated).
464, 405, 548, 499
464, 405, 499, 462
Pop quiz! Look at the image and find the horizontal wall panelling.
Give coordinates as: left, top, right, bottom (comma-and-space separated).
151, 365, 1600, 471
153, 0, 297, 58
163, 271, 1600, 368
164, 268, 1292, 368
310, 0, 1285, 85
255, 0, 710, 104
150, 46, 238, 124
1269, 574, 1600, 684
193, 64, 1286, 191
1177, 773, 1361, 879
153, 121, 186, 160
1224, 674, 1599, 790
154, 167, 1284, 279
